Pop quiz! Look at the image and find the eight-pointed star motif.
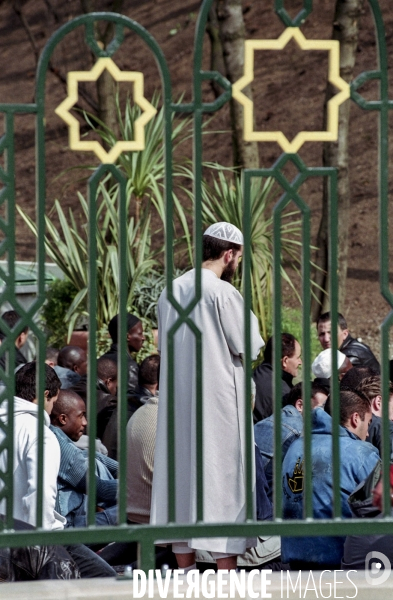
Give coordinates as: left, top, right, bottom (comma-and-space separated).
232, 28, 351, 154
55, 57, 157, 164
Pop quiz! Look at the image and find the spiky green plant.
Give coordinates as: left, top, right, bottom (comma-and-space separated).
84, 93, 194, 263
17, 181, 155, 339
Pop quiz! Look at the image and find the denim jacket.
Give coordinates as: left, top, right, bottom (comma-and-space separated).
254, 404, 303, 499
281, 408, 380, 566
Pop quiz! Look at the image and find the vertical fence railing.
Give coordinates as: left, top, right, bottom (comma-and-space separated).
0, 0, 392, 573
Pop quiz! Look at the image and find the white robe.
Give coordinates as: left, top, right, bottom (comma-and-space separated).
150, 268, 264, 553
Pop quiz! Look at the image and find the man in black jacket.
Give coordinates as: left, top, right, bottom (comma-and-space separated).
253, 333, 302, 423
317, 312, 380, 373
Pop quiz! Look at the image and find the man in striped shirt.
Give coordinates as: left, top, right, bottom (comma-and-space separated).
50, 389, 118, 527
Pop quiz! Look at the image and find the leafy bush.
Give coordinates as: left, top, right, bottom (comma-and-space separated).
41, 279, 78, 347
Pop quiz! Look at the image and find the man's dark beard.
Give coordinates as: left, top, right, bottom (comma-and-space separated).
221, 258, 236, 283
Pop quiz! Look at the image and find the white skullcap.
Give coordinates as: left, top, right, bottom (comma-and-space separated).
312, 349, 347, 379
203, 222, 244, 245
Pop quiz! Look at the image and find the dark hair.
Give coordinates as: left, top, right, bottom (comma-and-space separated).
311, 380, 330, 398
139, 354, 160, 386
356, 375, 393, 402
202, 235, 241, 262
317, 312, 348, 331
339, 390, 371, 424
108, 313, 140, 344
0, 310, 28, 335
97, 357, 117, 381
283, 382, 302, 407
15, 362, 61, 402
340, 366, 378, 391
264, 333, 297, 364
283, 381, 328, 408
57, 346, 86, 371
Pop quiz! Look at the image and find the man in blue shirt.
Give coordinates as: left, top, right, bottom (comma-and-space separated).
50, 389, 118, 528
281, 390, 380, 569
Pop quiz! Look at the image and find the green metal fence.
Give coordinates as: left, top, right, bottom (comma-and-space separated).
0, 0, 392, 572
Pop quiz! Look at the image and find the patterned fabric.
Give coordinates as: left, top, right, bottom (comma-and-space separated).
50, 425, 118, 526
203, 222, 244, 244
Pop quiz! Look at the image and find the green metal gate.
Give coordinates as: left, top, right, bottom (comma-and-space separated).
0, 0, 392, 572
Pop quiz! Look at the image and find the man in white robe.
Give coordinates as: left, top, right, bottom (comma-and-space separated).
150, 222, 264, 571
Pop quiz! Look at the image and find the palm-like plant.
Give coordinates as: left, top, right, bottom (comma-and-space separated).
198, 168, 303, 340
17, 94, 195, 341
17, 181, 155, 338
85, 93, 193, 262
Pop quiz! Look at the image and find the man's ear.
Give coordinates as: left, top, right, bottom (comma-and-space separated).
58, 413, 67, 426
350, 411, 360, 429
295, 399, 303, 414
223, 248, 233, 265
15, 332, 25, 349
373, 395, 382, 412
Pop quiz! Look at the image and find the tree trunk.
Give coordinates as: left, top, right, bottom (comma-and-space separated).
206, 1, 227, 99
80, 0, 123, 145
311, 0, 364, 321
216, 0, 259, 169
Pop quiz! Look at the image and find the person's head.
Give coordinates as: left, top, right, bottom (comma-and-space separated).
50, 390, 87, 441
338, 389, 372, 441
283, 382, 303, 413
45, 347, 59, 368
202, 222, 244, 283
57, 345, 88, 377
311, 349, 353, 380
108, 314, 145, 353
97, 357, 117, 396
139, 354, 160, 392
264, 333, 302, 377
311, 381, 329, 409
0, 310, 29, 349
283, 381, 328, 414
356, 375, 393, 420
340, 366, 379, 392
15, 362, 61, 415
316, 312, 349, 351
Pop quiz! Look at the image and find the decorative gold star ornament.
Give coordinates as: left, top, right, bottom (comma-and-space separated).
55, 57, 157, 163
232, 27, 350, 153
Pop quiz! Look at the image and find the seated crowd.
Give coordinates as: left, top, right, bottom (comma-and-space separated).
0, 307, 391, 579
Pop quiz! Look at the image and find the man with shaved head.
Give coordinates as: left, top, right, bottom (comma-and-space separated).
54, 345, 87, 389
50, 389, 118, 528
